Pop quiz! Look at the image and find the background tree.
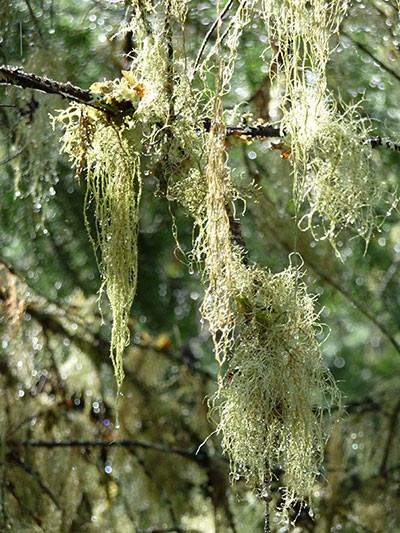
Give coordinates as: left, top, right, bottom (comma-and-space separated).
1, 1, 400, 532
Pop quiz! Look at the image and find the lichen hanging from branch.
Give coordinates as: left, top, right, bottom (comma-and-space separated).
50, 0, 192, 394
197, 111, 237, 366
53, 100, 142, 394
213, 258, 340, 512
262, 0, 393, 249
189, 1, 341, 514
188, 0, 258, 367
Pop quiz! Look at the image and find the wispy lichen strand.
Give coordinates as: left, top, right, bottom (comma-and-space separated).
50, 1, 347, 515
54, 103, 142, 393
198, 114, 236, 365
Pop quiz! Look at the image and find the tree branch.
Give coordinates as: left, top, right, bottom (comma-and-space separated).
0, 65, 92, 102
341, 31, 400, 84
226, 123, 281, 139
6, 438, 207, 461
0, 66, 118, 114
1, 66, 399, 150
193, 0, 234, 72
369, 136, 400, 152
379, 396, 400, 476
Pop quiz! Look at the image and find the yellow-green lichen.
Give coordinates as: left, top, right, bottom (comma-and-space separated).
213, 258, 340, 511
286, 94, 381, 249
51, 2, 346, 515
261, 1, 389, 248
54, 102, 142, 394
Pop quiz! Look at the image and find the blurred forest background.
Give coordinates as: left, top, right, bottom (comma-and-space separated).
1, 1, 400, 532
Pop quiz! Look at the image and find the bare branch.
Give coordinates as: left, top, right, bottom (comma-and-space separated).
193, 0, 234, 71
380, 397, 400, 475
226, 123, 281, 139
6, 438, 208, 461
369, 136, 400, 152
0, 65, 92, 102
341, 31, 400, 84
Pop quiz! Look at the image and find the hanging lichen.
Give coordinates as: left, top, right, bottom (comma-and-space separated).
290, 97, 381, 247
213, 258, 340, 512
261, 0, 391, 250
187, 0, 258, 367
50, 0, 198, 395
4, 48, 76, 212
197, 110, 236, 365
51, 1, 344, 515
53, 93, 142, 393
164, 2, 341, 514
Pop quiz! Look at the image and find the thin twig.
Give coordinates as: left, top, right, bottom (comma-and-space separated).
341, 31, 400, 84
262, 469, 273, 533
0, 66, 122, 114
369, 136, 400, 152
24, 0, 44, 41
7, 438, 207, 461
0, 149, 24, 165
6, 483, 46, 531
379, 397, 400, 476
193, 0, 234, 71
1, 66, 399, 150
226, 123, 281, 139
264, 502, 270, 533
311, 265, 400, 355
0, 66, 92, 102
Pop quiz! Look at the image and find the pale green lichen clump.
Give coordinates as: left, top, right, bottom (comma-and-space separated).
52, 0, 192, 393
188, 1, 259, 366
286, 94, 380, 248
171, 0, 342, 511
53, 103, 142, 393
197, 114, 236, 365
214, 259, 340, 510
262, 0, 387, 250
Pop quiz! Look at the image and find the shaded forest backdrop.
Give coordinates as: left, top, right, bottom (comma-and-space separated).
1, 1, 400, 532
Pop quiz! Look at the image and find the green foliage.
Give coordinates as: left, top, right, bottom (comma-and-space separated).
1, 0, 400, 532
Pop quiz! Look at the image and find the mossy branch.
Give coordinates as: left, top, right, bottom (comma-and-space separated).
0, 65, 125, 114
2, 65, 399, 151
